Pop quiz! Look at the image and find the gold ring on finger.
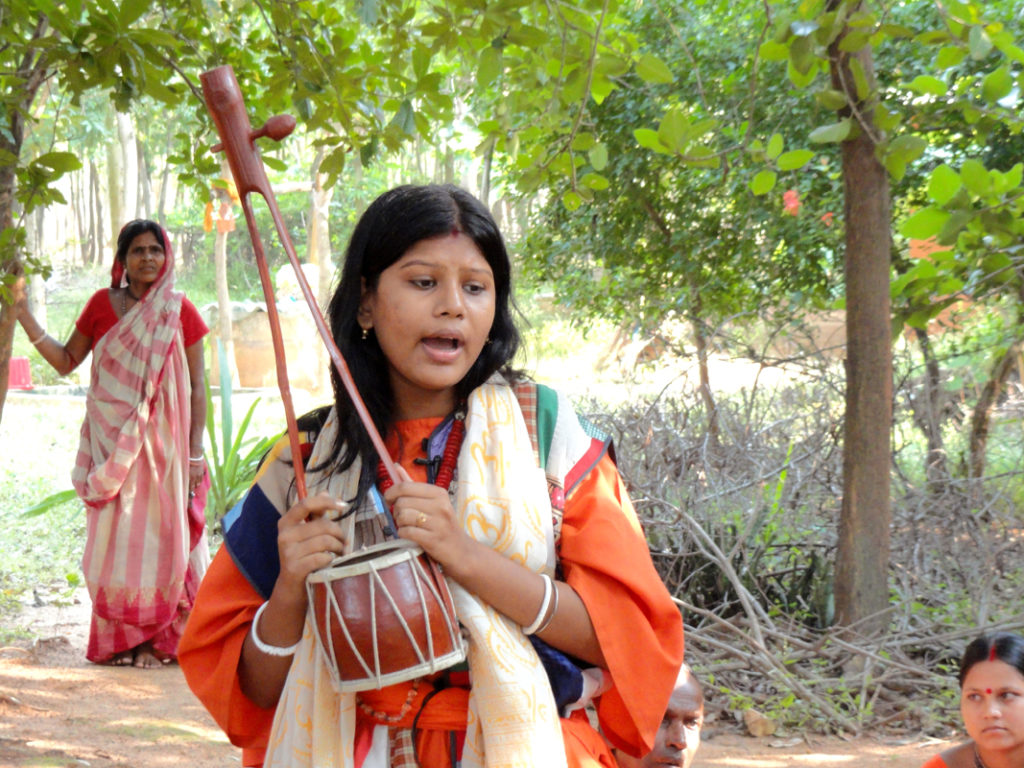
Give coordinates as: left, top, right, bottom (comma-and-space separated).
417, 512, 427, 526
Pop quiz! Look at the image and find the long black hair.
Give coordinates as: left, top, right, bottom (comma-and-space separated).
958, 632, 1024, 687
323, 184, 521, 502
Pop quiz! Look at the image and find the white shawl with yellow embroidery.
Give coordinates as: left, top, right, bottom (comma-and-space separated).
263, 378, 567, 768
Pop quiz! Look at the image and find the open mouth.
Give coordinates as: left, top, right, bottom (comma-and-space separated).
423, 336, 461, 351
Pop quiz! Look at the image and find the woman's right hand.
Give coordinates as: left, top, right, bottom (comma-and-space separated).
241, 493, 348, 707
274, 493, 349, 605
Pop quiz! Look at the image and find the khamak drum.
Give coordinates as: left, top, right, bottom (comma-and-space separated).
306, 539, 466, 693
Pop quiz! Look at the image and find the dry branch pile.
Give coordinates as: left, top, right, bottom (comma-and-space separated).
584, 353, 1024, 736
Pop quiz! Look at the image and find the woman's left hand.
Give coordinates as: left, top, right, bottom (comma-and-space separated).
188, 459, 205, 497
384, 465, 473, 571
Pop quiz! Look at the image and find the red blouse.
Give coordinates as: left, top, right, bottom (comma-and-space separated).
75, 288, 208, 351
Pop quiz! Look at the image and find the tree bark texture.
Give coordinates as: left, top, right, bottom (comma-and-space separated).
214, 229, 239, 386
910, 327, 948, 487
691, 309, 720, 448
309, 147, 335, 396
116, 110, 138, 223
0, 18, 49, 424
0, 140, 19, 421
967, 335, 1022, 483
91, 162, 104, 267
830, 23, 893, 635
138, 138, 152, 219
157, 125, 174, 228
105, 110, 122, 240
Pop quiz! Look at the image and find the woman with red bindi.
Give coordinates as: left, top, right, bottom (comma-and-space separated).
920, 632, 1024, 768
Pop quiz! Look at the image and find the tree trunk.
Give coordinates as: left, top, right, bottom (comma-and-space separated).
415, 136, 426, 179
481, 139, 494, 208
443, 145, 455, 185
214, 160, 239, 387
116, 110, 138, 223
691, 308, 719, 448
106, 110, 122, 239
0, 138, 20, 421
910, 327, 948, 488
0, 18, 48, 425
214, 227, 239, 385
72, 165, 88, 265
138, 137, 152, 219
829, 11, 893, 636
967, 337, 1022, 485
156, 124, 173, 228
91, 160, 105, 267
25, 209, 47, 331
309, 147, 335, 396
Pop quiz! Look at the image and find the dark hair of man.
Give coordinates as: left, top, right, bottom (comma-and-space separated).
116, 219, 166, 266
322, 184, 521, 505
958, 632, 1024, 687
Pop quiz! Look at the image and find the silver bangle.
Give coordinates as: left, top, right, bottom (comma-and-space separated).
250, 601, 300, 656
188, 454, 205, 463
524, 573, 554, 635
29, 330, 46, 345
534, 579, 560, 635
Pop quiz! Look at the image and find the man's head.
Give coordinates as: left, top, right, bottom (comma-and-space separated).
617, 662, 704, 768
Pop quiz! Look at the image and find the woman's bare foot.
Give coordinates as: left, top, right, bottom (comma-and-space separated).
132, 643, 170, 669
105, 650, 134, 666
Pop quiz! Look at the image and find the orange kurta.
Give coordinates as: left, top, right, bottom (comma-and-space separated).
179, 416, 683, 767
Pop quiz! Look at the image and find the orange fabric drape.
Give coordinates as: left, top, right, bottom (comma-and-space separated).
179, 419, 683, 767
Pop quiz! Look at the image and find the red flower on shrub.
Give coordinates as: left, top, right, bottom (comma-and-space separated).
783, 189, 801, 216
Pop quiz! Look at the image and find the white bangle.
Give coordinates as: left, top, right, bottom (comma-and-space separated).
524, 573, 553, 635
188, 454, 205, 463
250, 601, 300, 656
534, 579, 560, 635
29, 330, 46, 345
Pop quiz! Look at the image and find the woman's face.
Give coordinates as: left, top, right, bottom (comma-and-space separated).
359, 232, 495, 420
123, 230, 166, 291
960, 659, 1024, 758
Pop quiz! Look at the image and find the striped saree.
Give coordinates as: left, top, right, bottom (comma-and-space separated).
73, 232, 209, 663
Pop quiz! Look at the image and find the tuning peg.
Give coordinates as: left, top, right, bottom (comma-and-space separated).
252, 115, 296, 143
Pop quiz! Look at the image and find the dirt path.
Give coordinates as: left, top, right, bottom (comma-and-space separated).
697, 731, 946, 767
0, 589, 955, 768
0, 590, 235, 768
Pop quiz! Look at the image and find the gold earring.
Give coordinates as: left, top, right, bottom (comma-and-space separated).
361, 328, 369, 340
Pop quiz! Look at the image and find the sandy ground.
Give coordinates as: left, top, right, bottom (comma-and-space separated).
0, 589, 956, 768
0, 589, 236, 768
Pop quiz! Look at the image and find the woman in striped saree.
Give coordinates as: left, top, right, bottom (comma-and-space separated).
13, 219, 209, 668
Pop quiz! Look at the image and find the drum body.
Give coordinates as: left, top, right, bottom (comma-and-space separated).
306, 539, 466, 693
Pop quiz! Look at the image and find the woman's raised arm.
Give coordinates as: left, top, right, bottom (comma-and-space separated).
13, 277, 90, 375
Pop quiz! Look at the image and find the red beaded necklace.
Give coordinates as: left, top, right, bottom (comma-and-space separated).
376, 410, 466, 492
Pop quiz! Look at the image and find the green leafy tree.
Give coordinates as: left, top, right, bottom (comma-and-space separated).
522, 1, 844, 442
0, 0, 205, 415
0, 0, 634, 421
497, 0, 1023, 632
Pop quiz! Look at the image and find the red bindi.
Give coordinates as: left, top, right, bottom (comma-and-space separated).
986, 688, 993, 694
